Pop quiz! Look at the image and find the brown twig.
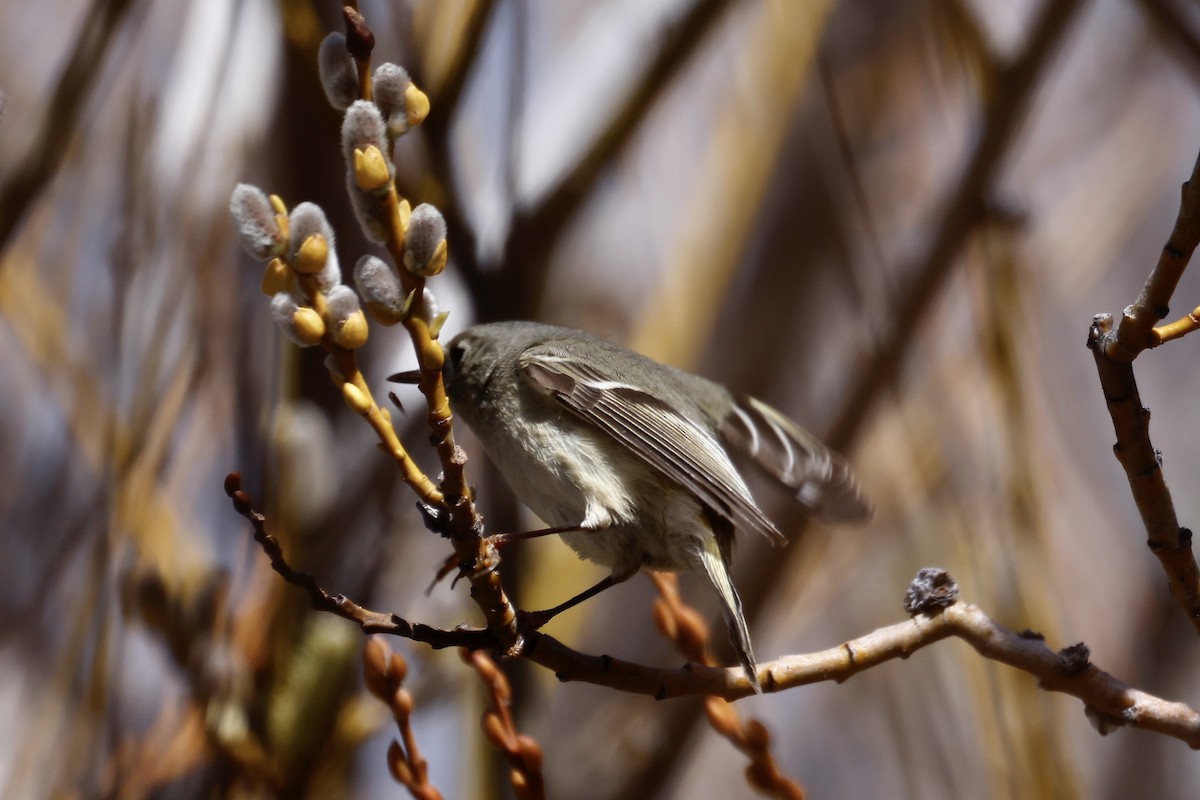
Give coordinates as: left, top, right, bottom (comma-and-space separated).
650, 573, 805, 800
224, 473, 490, 650
363, 637, 443, 800
1100, 150, 1200, 360
1088, 150, 1200, 634
460, 650, 546, 800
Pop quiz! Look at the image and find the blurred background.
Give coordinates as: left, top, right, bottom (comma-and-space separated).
3, 0, 1200, 797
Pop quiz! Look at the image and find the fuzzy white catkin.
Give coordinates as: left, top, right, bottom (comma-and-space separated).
229, 184, 283, 259
405, 204, 446, 267
341, 100, 390, 167
342, 102, 394, 242
314, 253, 342, 293
324, 284, 361, 324
287, 202, 341, 285
372, 63, 411, 135
317, 33, 358, 110
354, 254, 402, 310
269, 292, 305, 344
346, 174, 389, 244
287, 202, 335, 258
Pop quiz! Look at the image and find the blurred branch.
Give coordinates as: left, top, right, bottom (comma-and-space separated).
0, 0, 139, 256
460, 649, 546, 800
824, 0, 1086, 453
422, 1, 494, 122
220, 496, 1200, 750
363, 638, 444, 800
651, 573, 805, 800
461, 0, 733, 316
1088, 150, 1200, 634
1138, 0, 1200, 81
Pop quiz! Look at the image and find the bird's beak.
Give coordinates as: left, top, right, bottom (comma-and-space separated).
386, 369, 423, 384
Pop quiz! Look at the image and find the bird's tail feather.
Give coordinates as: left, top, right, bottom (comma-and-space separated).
697, 534, 761, 693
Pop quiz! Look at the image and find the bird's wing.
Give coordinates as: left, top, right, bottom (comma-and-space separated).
518, 350, 785, 544
720, 395, 871, 522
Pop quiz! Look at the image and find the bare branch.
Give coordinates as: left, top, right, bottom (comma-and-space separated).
222, 492, 1200, 750
1103, 151, 1200, 359
1088, 150, 1200, 633
526, 597, 1200, 749
224, 473, 492, 650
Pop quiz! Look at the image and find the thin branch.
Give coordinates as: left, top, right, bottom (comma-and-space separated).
224, 487, 1200, 749
224, 473, 492, 650
363, 638, 444, 800
650, 573, 806, 799
1137, 0, 1200, 88
0, 0, 140, 256
1102, 150, 1200, 360
1088, 150, 1200, 633
461, 649, 547, 800
526, 593, 1200, 750
460, 0, 734, 316
824, 0, 1086, 453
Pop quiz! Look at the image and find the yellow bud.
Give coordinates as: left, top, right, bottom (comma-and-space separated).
353, 145, 392, 192
403, 238, 447, 278
365, 300, 403, 326
269, 193, 290, 240
341, 381, 372, 414
261, 258, 292, 296
515, 734, 543, 770
404, 84, 430, 128
293, 233, 328, 274
429, 310, 451, 339
398, 198, 412, 232
292, 306, 326, 345
332, 309, 369, 349
426, 239, 448, 276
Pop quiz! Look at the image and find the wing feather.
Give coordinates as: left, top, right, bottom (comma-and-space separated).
721, 395, 870, 522
520, 353, 785, 544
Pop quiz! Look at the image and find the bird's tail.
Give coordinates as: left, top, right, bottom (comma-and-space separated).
697, 533, 761, 693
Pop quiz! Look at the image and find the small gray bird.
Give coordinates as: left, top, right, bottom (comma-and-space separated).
423, 321, 869, 690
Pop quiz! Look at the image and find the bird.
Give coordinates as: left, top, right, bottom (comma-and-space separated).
397, 320, 869, 691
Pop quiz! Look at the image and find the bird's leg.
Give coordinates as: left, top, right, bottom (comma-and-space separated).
488, 524, 583, 547
427, 525, 586, 595
520, 563, 638, 630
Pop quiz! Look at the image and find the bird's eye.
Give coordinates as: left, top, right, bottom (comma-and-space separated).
448, 342, 467, 372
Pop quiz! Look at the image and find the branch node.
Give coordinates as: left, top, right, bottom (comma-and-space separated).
1056, 642, 1091, 675
1085, 705, 1128, 737
902, 567, 959, 614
